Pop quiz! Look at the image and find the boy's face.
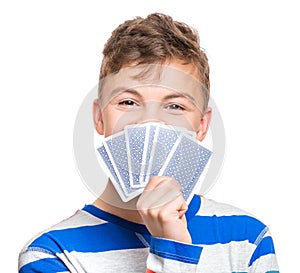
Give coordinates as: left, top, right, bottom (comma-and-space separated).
94, 60, 211, 142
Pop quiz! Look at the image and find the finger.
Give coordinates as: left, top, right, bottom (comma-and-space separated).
137, 178, 182, 210
143, 176, 182, 192
177, 199, 189, 218
159, 193, 188, 218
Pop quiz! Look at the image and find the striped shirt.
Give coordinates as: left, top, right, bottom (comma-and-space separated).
18, 195, 279, 273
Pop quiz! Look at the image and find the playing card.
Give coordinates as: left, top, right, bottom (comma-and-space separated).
126, 122, 194, 185
96, 122, 211, 204
158, 134, 212, 204
101, 131, 143, 201
125, 124, 148, 188
139, 123, 159, 184
143, 123, 181, 184
96, 144, 128, 202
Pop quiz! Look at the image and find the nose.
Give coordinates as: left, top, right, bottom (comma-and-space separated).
138, 101, 164, 124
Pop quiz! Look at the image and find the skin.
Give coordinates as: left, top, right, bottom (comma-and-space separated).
93, 59, 211, 244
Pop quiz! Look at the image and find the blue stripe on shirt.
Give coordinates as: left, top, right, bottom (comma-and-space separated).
28, 222, 147, 254
150, 237, 202, 264
28, 197, 269, 255
19, 258, 67, 273
188, 214, 267, 245
26, 195, 275, 268
249, 236, 276, 266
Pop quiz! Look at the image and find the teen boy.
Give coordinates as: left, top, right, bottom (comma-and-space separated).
18, 13, 279, 273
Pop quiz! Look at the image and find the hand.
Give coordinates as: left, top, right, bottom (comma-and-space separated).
137, 176, 192, 244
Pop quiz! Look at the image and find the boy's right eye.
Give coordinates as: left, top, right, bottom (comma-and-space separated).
119, 99, 136, 106
118, 99, 140, 109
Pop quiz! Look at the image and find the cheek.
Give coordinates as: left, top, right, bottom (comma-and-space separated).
165, 116, 195, 131
191, 110, 203, 124
163, 113, 202, 132
102, 110, 140, 136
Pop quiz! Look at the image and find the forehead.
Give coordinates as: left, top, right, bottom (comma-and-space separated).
99, 63, 209, 104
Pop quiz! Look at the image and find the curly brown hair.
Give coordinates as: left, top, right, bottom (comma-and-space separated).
99, 13, 210, 92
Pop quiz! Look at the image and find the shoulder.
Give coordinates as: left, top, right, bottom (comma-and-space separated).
186, 196, 279, 272
188, 195, 270, 246
198, 195, 268, 234
19, 208, 101, 271
20, 207, 106, 254
198, 195, 254, 217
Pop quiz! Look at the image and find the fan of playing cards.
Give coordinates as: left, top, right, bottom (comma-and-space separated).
96, 122, 212, 204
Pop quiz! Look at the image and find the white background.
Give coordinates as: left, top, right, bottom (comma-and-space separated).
1, 1, 299, 272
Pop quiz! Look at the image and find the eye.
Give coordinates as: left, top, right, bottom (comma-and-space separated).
166, 103, 185, 111
119, 99, 138, 106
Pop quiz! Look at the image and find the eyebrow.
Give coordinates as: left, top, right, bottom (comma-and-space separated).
109, 86, 197, 103
109, 87, 143, 100
163, 92, 197, 104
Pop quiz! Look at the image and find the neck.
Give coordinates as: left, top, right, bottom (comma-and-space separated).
93, 181, 144, 224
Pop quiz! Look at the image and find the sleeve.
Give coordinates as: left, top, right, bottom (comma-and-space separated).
146, 236, 203, 273
248, 229, 280, 273
18, 247, 70, 273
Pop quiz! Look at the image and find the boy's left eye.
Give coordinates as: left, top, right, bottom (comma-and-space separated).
166, 104, 185, 111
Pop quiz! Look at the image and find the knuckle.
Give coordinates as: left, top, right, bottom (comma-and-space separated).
157, 210, 169, 222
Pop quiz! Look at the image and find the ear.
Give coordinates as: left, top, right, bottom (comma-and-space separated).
93, 99, 104, 135
196, 107, 212, 142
